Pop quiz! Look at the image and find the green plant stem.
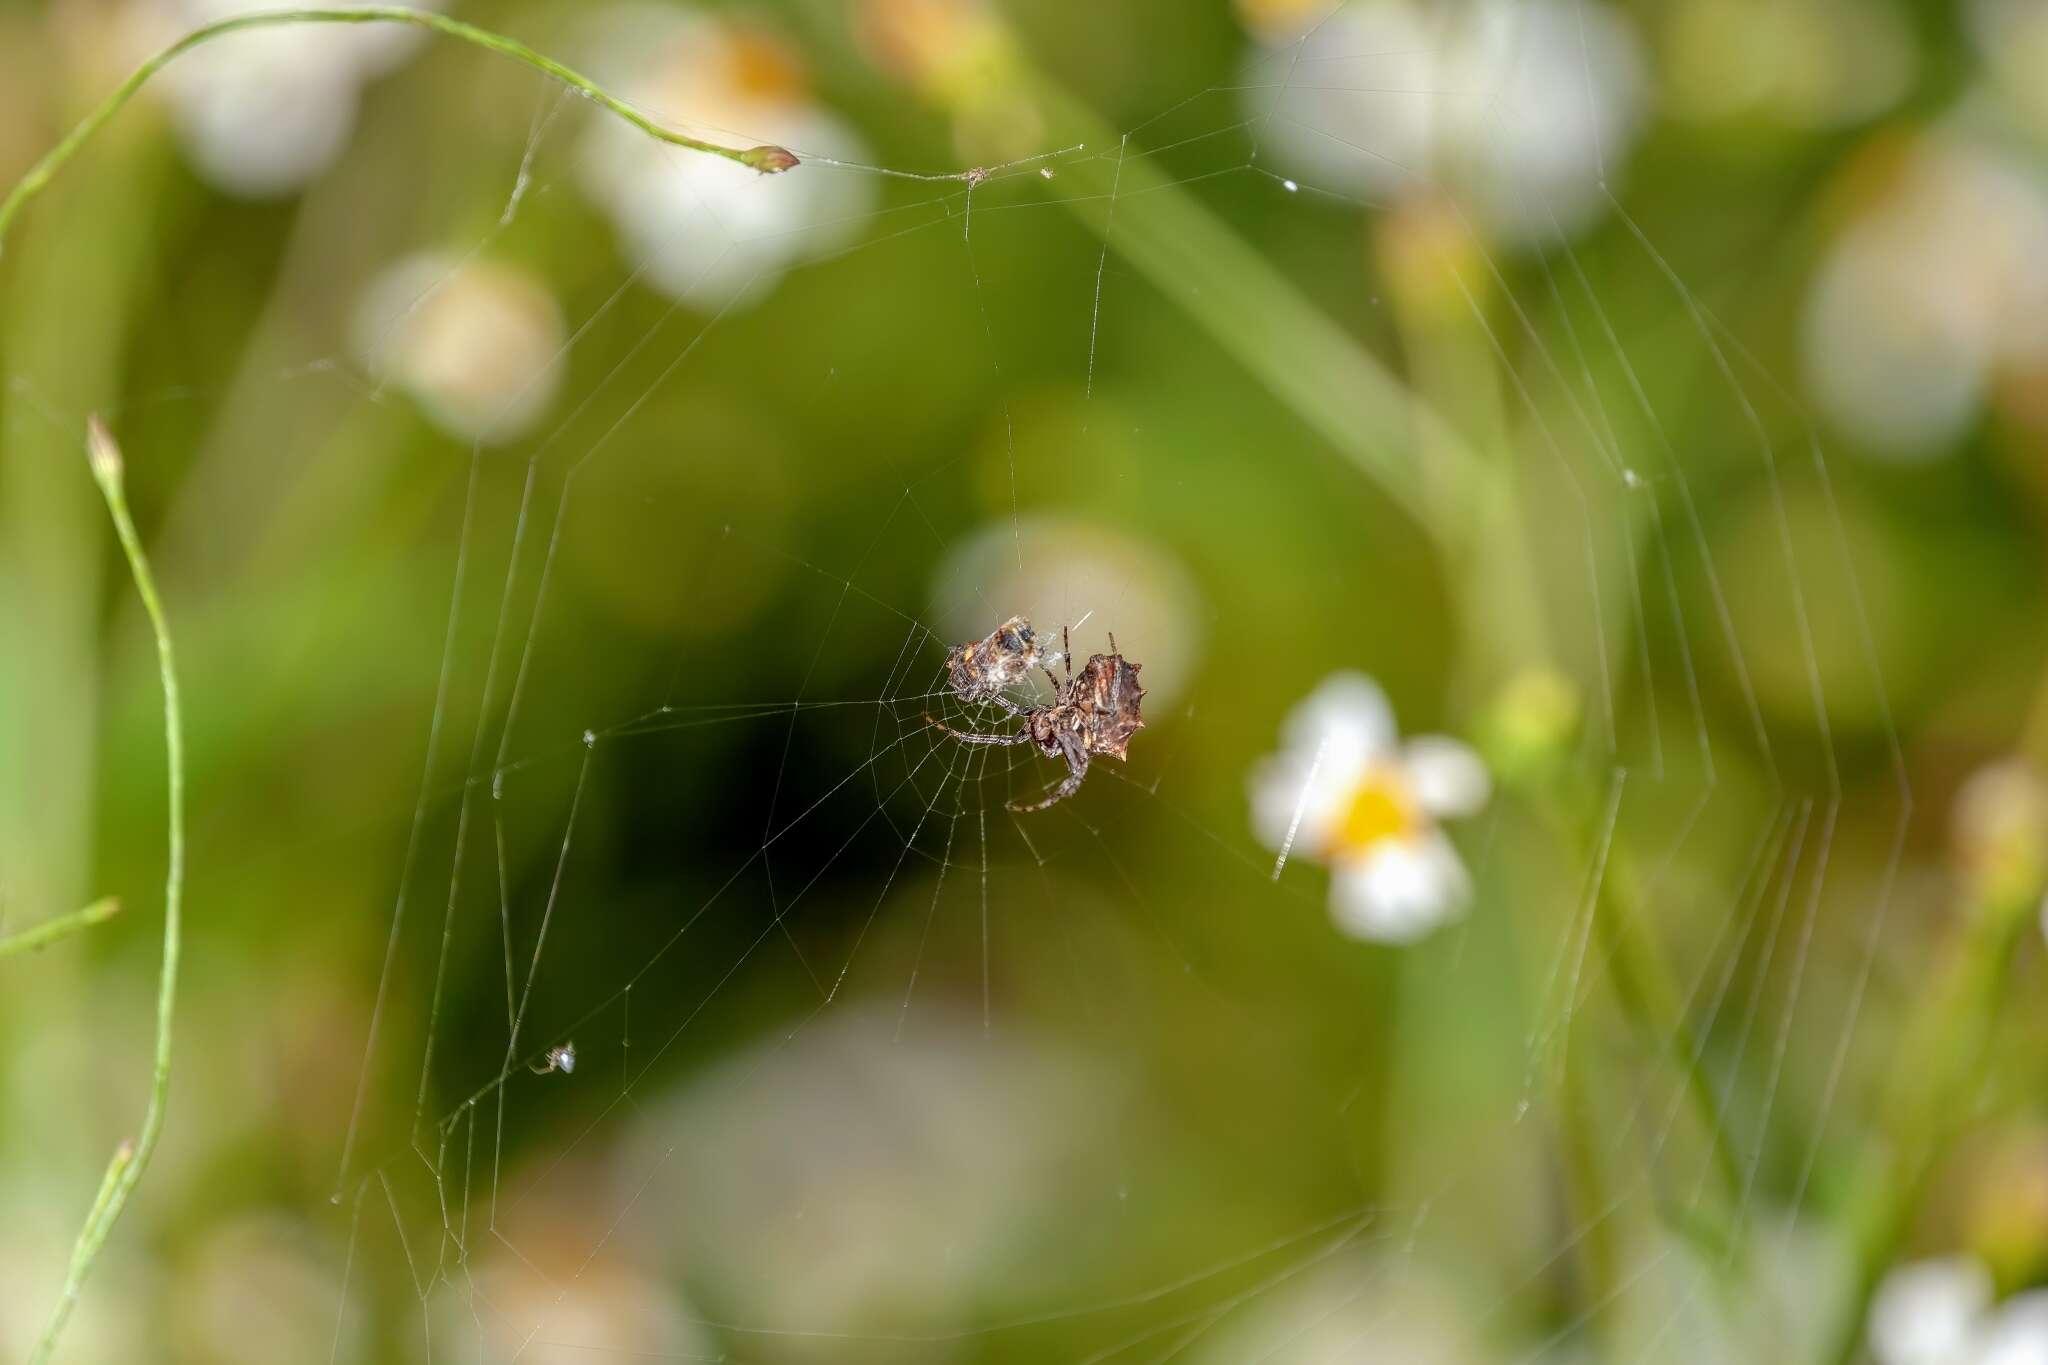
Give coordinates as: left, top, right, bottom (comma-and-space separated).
1535, 781, 1747, 1240
1025, 79, 1492, 549
30, 420, 184, 1365
1825, 886, 2036, 1365
65, 1140, 134, 1281
1593, 832, 1749, 1214
1557, 1033, 1623, 1352
0, 896, 119, 960
0, 6, 794, 258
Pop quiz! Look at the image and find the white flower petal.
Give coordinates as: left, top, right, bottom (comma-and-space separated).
1247, 748, 1360, 857
1979, 1291, 2048, 1365
1804, 140, 2048, 462
1328, 834, 1469, 944
1234, 2, 1439, 196
354, 254, 567, 445
574, 9, 875, 311
1282, 671, 1397, 769
164, 28, 362, 198
1236, 0, 1646, 243
1868, 1257, 1994, 1365
1403, 735, 1491, 818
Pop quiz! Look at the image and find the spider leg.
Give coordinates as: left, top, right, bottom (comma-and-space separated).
984, 692, 1031, 720
923, 711, 1031, 746
1008, 730, 1090, 813
1062, 626, 1073, 684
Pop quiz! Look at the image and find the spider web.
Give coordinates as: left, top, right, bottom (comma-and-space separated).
1, 2, 1935, 1361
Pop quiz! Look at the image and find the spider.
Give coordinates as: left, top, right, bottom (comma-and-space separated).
927, 624, 1145, 812
529, 1041, 576, 1076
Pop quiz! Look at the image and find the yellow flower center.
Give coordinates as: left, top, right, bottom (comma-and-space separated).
1233, 0, 1339, 45
726, 31, 807, 103
1329, 770, 1421, 858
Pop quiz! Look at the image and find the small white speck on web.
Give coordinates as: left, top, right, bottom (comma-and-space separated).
1039, 168, 1054, 179
1271, 736, 1329, 881
1282, 179, 1299, 193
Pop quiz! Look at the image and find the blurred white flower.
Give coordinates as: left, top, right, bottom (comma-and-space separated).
172, 1213, 358, 1364
619, 1002, 1123, 1347
1803, 135, 2048, 461
438, 1234, 717, 1365
138, 0, 439, 197
353, 252, 566, 444
1870, 1257, 1993, 1365
1605, 1210, 1850, 1363
578, 7, 875, 309
1250, 672, 1489, 943
1871, 1257, 2048, 1365
1980, 1293, 2048, 1365
1235, 0, 1648, 241
1188, 1254, 1491, 1365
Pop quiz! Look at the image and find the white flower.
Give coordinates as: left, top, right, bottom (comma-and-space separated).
1803, 134, 2048, 461
138, 0, 440, 198
1235, 0, 1648, 242
1187, 1254, 1487, 1365
1980, 1293, 2048, 1365
578, 7, 875, 309
1250, 672, 1489, 943
1869, 1256, 2048, 1365
618, 1003, 1123, 1335
1871, 1257, 1996, 1365
352, 253, 566, 444
436, 1237, 715, 1364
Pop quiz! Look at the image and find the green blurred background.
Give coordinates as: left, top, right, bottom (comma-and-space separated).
1, 0, 2046, 1361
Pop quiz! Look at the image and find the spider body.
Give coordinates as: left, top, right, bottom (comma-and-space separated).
929, 624, 1145, 812
530, 1042, 576, 1076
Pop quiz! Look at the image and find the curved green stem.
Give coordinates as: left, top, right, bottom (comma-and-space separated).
0, 896, 119, 961
0, 5, 796, 257
29, 420, 183, 1365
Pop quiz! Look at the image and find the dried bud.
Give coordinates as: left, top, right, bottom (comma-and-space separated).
741, 144, 801, 174
85, 414, 124, 487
